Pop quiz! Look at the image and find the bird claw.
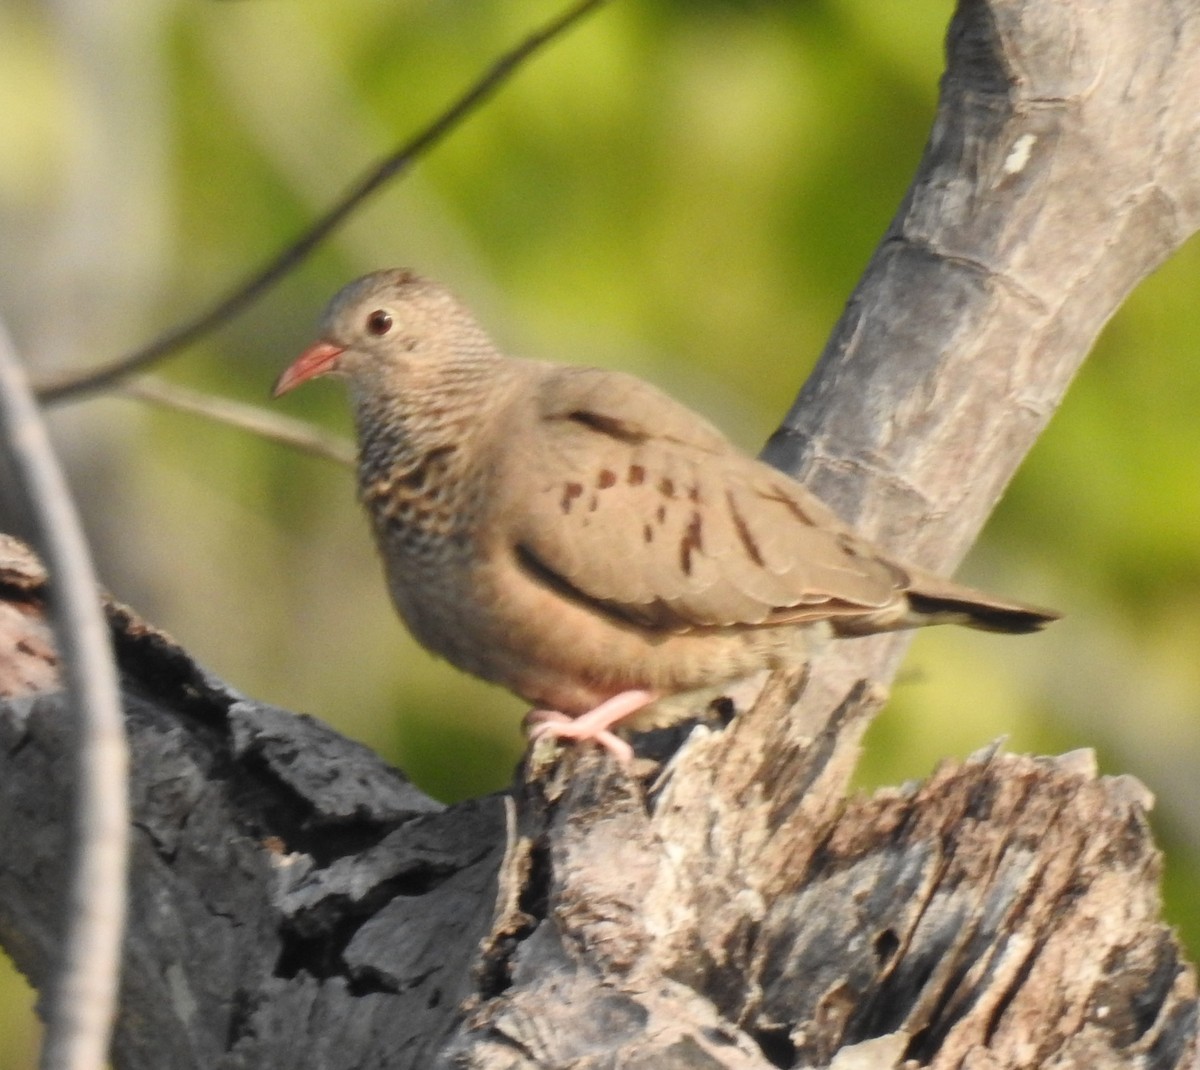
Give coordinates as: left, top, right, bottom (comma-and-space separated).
524, 690, 656, 764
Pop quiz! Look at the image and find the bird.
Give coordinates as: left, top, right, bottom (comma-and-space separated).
273, 269, 1057, 762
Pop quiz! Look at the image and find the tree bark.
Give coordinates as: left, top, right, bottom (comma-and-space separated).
4, 0, 1200, 1067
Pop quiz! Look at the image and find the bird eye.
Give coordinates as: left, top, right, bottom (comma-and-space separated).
366, 310, 393, 336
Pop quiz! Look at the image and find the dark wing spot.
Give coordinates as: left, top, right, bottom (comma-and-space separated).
643, 523, 654, 543
628, 464, 646, 485
565, 409, 649, 444
687, 483, 701, 503
836, 533, 864, 557
659, 477, 676, 498
656, 504, 667, 525
515, 542, 672, 631
759, 484, 816, 524
679, 511, 704, 576
727, 491, 765, 566
588, 494, 599, 513
597, 469, 617, 489
560, 482, 585, 514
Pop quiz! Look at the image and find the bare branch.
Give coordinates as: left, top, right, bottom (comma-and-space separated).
0, 319, 129, 1070
118, 377, 354, 467
3, 2, 1198, 1068
31, 0, 612, 406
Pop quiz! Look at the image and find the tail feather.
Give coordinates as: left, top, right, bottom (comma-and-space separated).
833, 564, 1060, 637
905, 590, 1059, 634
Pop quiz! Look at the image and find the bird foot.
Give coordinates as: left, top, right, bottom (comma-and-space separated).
525, 690, 656, 764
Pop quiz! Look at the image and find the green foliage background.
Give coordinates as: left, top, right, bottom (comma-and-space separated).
1, 1, 1197, 1063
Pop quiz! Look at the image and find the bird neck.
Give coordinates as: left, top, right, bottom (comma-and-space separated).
351, 352, 515, 495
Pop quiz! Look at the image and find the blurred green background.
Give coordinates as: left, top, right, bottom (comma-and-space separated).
2, 0, 1198, 1063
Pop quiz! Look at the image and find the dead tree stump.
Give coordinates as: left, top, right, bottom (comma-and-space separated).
4, 0, 1200, 1065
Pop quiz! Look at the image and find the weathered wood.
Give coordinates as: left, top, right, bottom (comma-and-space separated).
4, 0, 1200, 1066
765, 0, 1200, 721
1, 536, 502, 1069
1, 539, 1195, 1068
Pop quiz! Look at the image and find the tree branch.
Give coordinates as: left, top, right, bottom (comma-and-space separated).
117, 378, 354, 467
3, 1, 1199, 1068
31, 0, 612, 406
763, 0, 1200, 733
0, 323, 128, 1070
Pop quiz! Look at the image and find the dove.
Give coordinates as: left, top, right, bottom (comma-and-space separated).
273, 269, 1056, 762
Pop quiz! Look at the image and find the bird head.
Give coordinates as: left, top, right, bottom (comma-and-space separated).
272, 269, 486, 398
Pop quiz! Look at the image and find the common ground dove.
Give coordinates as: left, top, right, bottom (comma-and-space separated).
274, 269, 1056, 762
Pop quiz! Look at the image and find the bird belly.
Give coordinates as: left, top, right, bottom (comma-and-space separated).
388, 548, 819, 716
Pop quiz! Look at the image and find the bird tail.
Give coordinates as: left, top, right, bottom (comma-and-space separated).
834, 569, 1060, 636
903, 588, 1059, 634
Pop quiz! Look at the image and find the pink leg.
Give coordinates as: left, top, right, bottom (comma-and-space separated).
525, 690, 656, 763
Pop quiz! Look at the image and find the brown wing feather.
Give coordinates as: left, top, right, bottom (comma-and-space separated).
505, 364, 906, 632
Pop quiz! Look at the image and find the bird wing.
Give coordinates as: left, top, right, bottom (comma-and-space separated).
505, 364, 906, 632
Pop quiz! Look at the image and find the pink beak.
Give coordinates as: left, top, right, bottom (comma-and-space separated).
272, 341, 346, 397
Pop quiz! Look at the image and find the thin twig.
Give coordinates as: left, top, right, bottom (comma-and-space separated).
0, 319, 129, 1070
33, 0, 612, 405
119, 377, 355, 466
